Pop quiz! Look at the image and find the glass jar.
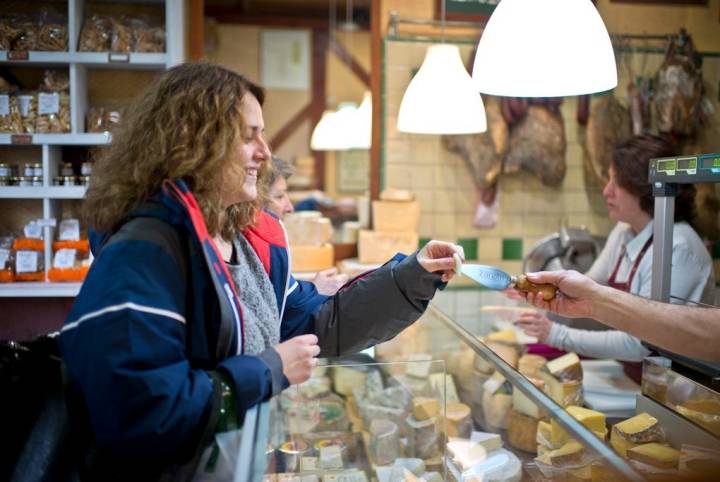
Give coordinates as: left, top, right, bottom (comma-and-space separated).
0, 163, 10, 177
60, 162, 73, 176
17, 176, 31, 187
80, 162, 92, 176
63, 175, 77, 186
31, 176, 43, 187
78, 175, 91, 186
32, 163, 43, 177
23, 163, 35, 177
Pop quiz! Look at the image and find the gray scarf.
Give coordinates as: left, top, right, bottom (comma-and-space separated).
225, 234, 281, 355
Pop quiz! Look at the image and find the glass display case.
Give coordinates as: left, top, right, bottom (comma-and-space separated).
237, 288, 720, 481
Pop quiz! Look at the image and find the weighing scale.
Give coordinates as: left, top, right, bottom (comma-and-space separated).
648, 153, 720, 381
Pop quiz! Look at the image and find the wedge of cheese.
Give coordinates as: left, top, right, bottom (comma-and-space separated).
545, 352, 583, 381
372, 200, 420, 232
446, 403, 472, 438
537, 420, 554, 448
486, 329, 518, 344
485, 341, 519, 368
539, 371, 582, 407
284, 212, 332, 246
507, 408, 539, 453
358, 230, 419, 264
550, 406, 607, 447
611, 412, 664, 458
412, 397, 439, 421
518, 354, 547, 378
627, 443, 680, 469
548, 441, 585, 467
512, 378, 545, 419
290, 243, 334, 272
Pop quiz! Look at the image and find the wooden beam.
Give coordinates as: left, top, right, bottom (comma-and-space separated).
311, 29, 328, 190
369, 0, 381, 202
328, 35, 371, 88
269, 103, 313, 152
189, 0, 204, 60
205, 7, 370, 30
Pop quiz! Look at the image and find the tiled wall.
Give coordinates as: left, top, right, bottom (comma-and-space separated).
382, 38, 720, 280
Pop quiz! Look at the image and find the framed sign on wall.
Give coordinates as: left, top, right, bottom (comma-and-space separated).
261, 29, 310, 91
337, 150, 369, 193
435, 0, 499, 21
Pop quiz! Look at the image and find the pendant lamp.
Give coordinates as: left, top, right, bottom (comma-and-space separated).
472, 0, 617, 97
353, 90, 372, 149
397, 43, 487, 134
311, 102, 361, 151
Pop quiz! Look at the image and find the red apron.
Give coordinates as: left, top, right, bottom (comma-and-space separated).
607, 235, 653, 384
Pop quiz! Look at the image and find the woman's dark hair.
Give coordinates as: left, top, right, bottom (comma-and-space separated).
612, 134, 695, 222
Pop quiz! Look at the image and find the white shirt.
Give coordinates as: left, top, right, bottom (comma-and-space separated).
547, 221, 715, 361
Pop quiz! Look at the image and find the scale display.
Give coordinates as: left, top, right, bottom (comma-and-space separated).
650, 154, 720, 183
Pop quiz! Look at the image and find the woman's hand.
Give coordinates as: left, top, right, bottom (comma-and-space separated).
523, 270, 597, 319
514, 311, 553, 343
417, 241, 465, 282
312, 268, 349, 296
273, 334, 320, 385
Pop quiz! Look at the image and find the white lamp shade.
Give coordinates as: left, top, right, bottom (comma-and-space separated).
398, 44, 487, 135
354, 91, 372, 149
472, 0, 617, 97
311, 102, 370, 151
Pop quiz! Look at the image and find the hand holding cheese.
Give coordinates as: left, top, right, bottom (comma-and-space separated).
417, 241, 464, 282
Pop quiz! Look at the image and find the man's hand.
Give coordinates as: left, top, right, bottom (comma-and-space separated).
514, 311, 553, 342
417, 241, 465, 282
312, 268, 349, 296
273, 334, 320, 385
523, 270, 598, 319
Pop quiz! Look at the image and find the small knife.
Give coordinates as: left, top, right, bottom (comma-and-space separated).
453, 254, 557, 301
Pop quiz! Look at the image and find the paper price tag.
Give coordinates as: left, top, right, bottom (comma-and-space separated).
24, 222, 42, 239
36, 218, 57, 228
53, 248, 77, 269
59, 219, 80, 241
38, 92, 60, 115
16, 251, 38, 273
482, 376, 503, 396
18, 95, 33, 117
0, 248, 9, 268
0, 95, 9, 116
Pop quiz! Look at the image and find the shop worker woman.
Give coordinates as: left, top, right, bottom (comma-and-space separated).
60, 63, 462, 481
516, 135, 715, 367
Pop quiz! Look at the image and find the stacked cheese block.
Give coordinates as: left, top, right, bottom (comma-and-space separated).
446, 431, 522, 482
474, 330, 522, 430
535, 405, 608, 481
358, 189, 419, 264
284, 211, 334, 272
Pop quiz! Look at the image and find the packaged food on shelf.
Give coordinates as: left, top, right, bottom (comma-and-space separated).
42, 69, 70, 92
110, 16, 132, 53
11, 15, 38, 51
0, 92, 13, 132
48, 219, 91, 282
78, 14, 112, 52
0, 16, 16, 50
0, 236, 14, 283
36, 8, 68, 51
36, 70, 71, 133
10, 92, 37, 133
131, 17, 165, 53
86, 105, 122, 133
12, 222, 45, 281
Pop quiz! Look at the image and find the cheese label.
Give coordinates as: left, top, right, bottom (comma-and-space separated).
0, 248, 9, 268
53, 248, 77, 269
0, 95, 9, 116
18, 95, 33, 117
16, 251, 38, 273
38, 92, 60, 115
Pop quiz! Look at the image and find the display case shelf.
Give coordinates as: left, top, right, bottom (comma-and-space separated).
0, 186, 86, 199
0, 51, 168, 69
0, 282, 81, 297
0, 133, 110, 146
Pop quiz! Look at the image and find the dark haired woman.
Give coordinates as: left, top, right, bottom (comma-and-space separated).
516, 134, 714, 362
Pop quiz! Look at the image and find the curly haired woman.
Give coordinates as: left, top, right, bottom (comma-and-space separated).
60, 63, 462, 480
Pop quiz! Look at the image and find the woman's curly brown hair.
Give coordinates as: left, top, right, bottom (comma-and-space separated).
84, 62, 268, 239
